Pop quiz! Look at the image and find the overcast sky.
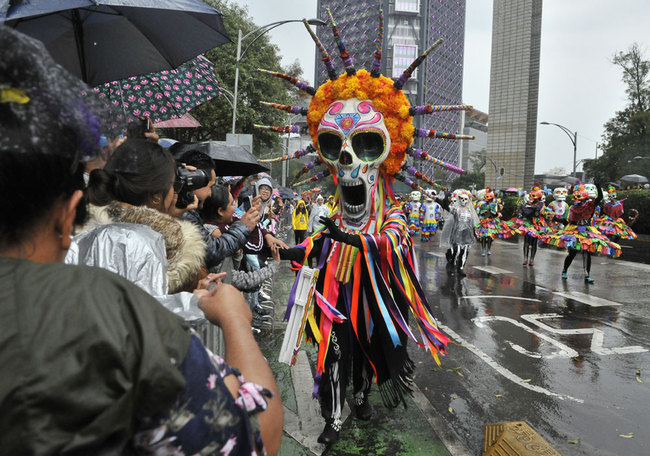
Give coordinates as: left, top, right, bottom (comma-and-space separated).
235, 0, 649, 175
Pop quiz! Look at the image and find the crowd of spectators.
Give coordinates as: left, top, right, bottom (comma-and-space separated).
0, 27, 283, 455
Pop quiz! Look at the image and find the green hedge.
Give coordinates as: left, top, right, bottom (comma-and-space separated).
618, 190, 650, 235
499, 191, 650, 234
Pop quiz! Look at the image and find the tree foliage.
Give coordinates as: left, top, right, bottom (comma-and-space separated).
160, 0, 306, 158
584, 43, 650, 182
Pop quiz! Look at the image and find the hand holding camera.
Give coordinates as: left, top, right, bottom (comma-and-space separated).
174, 164, 210, 209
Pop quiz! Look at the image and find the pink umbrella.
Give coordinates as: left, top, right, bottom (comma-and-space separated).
154, 113, 201, 128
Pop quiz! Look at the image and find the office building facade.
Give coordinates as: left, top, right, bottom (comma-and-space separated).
486, 0, 542, 189
460, 108, 488, 170
314, 0, 467, 179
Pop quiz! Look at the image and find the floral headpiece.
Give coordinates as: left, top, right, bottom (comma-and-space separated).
573, 184, 589, 201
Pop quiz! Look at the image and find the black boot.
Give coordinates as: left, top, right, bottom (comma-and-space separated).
317, 420, 340, 445
355, 397, 373, 420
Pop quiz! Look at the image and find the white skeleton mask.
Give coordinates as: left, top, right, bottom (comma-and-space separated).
451, 189, 462, 205
553, 187, 567, 202
584, 183, 597, 198
607, 189, 617, 200
410, 191, 421, 202
317, 98, 391, 224
459, 193, 470, 207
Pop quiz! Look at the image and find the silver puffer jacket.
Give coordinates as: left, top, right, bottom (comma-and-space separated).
65, 203, 207, 321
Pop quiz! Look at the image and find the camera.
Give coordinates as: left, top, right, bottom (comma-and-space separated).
175, 166, 210, 208
127, 117, 151, 139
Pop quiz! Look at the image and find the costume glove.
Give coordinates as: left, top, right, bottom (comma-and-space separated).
319, 216, 362, 248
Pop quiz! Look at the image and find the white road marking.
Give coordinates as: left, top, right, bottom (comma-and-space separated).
473, 316, 578, 359
472, 265, 513, 275
522, 313, 648, 355
425, 251, 447, 258
554, 291, 622, 307
439, 323, 584, 403
461, 295, 541, 302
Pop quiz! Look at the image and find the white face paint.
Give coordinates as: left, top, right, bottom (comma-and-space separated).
584, 184, 597, 198
317, 98, 391, 224
410, 191, 421, 202
553, 187, 567, 201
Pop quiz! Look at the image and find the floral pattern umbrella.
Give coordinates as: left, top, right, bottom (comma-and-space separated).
93, 55, 218, 124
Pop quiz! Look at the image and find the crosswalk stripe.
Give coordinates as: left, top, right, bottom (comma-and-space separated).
553, 291, 622, 307
472, 265, 513, 275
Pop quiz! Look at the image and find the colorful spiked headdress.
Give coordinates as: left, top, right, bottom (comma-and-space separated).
255, 8, 474, 192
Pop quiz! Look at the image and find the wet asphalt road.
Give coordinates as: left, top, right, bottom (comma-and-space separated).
409, 237, 650, 455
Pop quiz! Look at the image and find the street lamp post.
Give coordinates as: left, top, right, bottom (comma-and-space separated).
282, 114, 303, 187
231, 18, 326, 135
485, 156, 499, 190
540, 121, 578, 177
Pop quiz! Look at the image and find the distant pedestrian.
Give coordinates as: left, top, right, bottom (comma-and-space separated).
292, 200, 309, 245
308, 195, 330, 234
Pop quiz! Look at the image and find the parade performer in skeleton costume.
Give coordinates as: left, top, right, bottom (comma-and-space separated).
406, 190, 422, 234
510, 184, 550, 266
474, 187, 513, 256
419, 189, 442, 242
256, 9, 473, 445
542, 187, 569, 231
539, 184, 621, 282
595, 185, 637, 243
437, 189, 480, 275
440, 189, 460, 263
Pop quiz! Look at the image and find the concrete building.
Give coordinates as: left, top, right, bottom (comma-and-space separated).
315, 0, 467, 178
485, 0, 542, 190
460, 108, 488, 172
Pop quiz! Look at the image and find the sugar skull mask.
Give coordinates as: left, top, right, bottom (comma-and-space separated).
607, 188, 617, 200
584, 183, 597, 198
317, 98, 391, 223
553, 187, 567, 202
458, 192, 470, 207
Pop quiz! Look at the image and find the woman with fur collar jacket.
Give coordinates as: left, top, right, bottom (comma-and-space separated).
65, 139, 207, 320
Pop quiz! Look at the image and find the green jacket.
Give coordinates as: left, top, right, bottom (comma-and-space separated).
0, 258, 190, 454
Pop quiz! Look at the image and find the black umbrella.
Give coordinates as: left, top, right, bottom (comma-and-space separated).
2, 0, 231, 86
172, 141, 269, 177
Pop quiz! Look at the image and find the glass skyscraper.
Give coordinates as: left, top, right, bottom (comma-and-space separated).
486, 0, 542, 189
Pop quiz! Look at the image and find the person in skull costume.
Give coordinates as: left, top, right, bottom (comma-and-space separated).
405, 190, 422, 234
474, 187, 512, 256
267, 9, 463, 446
594, 185, 637, 243
510, 185, 550, 266
419, 189, 442, 242
542, 187, 569, 231
539, 184, 621, 282
437, 189, 479, 275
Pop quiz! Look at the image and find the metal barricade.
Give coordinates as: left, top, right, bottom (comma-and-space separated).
194, 320, 225, 358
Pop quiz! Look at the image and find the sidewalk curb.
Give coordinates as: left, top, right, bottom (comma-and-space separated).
411, 385, 473, 456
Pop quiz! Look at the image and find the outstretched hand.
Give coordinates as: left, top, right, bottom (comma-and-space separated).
318, 216, 362, 248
